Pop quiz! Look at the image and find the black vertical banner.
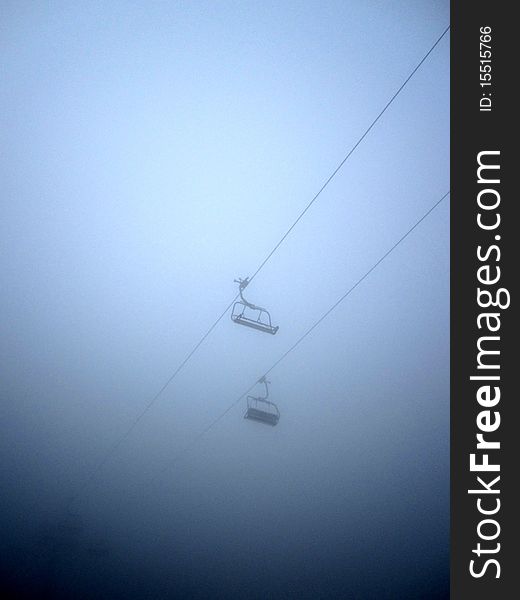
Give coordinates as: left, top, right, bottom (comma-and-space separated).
451, 2, 516, 598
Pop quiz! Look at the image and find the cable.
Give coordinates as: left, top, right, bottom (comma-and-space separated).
247, 25, 450, 284
68, 296, 238, 503
159, 190, 450, 473
70, 25, 449, 501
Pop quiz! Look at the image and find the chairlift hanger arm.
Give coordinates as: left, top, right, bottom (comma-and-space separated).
234, 277, 258, 309
258, 376, 269, 400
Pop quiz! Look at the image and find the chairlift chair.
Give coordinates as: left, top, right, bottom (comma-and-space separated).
244, 377, 280, 426
231, 277, 279, 335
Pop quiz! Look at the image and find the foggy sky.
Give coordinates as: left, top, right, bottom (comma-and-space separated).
1, 2, 449, 598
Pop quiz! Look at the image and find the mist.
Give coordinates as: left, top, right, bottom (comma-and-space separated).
1, 2, 449, 598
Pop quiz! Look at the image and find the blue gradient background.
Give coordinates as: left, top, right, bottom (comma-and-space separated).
1, 2, 449, 598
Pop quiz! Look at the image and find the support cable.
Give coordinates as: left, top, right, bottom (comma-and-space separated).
159, 191, 450, 474
69, 26, 449, 501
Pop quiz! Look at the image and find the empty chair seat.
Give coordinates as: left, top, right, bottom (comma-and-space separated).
231, 303, 279, 335
244, 393, 280, 427
245, 406, 280, 426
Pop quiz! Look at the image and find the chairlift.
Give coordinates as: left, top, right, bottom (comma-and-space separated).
244, 376, 280, 426
231, 277, 279, 335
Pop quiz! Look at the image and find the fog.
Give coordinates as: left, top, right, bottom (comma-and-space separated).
1, 2, 449, 598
